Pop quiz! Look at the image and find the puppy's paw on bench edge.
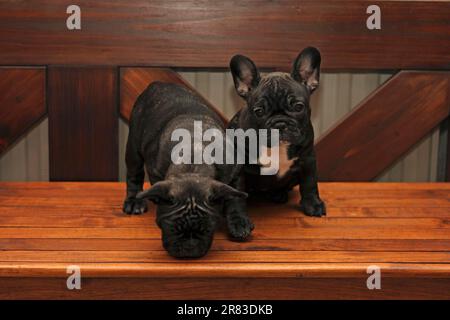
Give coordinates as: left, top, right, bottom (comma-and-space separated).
300, 196, 326, 217
227, 215, 254, 241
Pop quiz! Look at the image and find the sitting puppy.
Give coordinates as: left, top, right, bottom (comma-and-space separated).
227, 47, 326, 217
123, 82, 253, 258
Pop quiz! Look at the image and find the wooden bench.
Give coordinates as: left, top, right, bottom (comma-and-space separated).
0, 182, 449, 299
1, 0, 450, 301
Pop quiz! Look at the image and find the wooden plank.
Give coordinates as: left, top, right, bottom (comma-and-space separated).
2, 181, 450, 192
0, 250, 449, 264
444, 111, 450, 182
1, 209, 450, 227
120, 67, 227, 123
1, 182, 450, 214
0, 225, 449, 240
447, 119, 450, 181
2, 181, 450, 196
0, 277, 449, 299
316, 72, 450, 181
0, 1, 450, 70
1, 205, 450, 220
3, 194, 448, 208
0, 67, 46, 155
0, 262, 449, 279
2, 239, 450, 252
2, 192, 449, 210
48, 67, 118, 181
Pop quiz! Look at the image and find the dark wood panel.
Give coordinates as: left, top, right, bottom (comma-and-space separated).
0, 277, 448, 299
446, 90, 450, 180
316, 71, 450, 181
48, 67, 118, 181
120, 68, 226, 123
0, 67, 46, 155
447, 119, 450, 181
0, 1, 449, 70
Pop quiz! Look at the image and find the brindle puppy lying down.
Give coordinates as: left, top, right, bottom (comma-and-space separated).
227, 47, 326, 217
123, 82, 253, 258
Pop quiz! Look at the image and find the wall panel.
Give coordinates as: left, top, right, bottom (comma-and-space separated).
0, 119, 48, 181
0, 72, 441, 182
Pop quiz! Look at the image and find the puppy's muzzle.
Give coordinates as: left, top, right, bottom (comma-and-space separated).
164, 235, 213, 258
266, 116, 302, 141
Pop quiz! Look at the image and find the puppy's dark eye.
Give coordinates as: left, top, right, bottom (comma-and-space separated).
292, 102, 305, 112
253, 107, 265, 117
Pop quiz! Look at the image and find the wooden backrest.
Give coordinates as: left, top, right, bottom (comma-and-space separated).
1, 1, 450, 70
0, 1, 449, 181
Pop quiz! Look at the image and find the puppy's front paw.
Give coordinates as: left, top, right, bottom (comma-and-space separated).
227, 215, 254, 241
300, 196, 326, 217
123, 198, 148, 215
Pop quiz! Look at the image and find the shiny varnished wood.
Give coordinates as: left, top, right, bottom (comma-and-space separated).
0, 68, 46, 155
0, 182, 449, 299
1, 278, 449, 300
0, 1, 449, 70
48, 67, 118, 181
120, 68, 227, 123
316, 71, 450, 181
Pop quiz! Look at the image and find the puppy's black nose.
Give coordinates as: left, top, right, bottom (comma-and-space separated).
182, 238, 201, 250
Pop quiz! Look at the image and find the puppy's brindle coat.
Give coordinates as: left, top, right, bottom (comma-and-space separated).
123, 82, 253, 258
227, 47, 326, 217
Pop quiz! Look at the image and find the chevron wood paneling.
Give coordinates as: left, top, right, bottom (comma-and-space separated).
120, 68, 227, 123
315, 71, 450, 181
0, 67, 46, 156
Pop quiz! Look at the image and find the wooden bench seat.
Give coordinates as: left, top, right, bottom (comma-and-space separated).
0, 182, 449, 299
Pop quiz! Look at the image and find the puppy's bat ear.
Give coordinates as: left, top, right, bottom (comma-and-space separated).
136, 181, 172, 204
230, 54, 260, 99
292, 47, 321, 94
210, 181, 248, 202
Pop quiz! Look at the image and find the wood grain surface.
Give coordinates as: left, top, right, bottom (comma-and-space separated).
316, 71, 450, 181
120, 68, 227, 123
0, 182, 449, 299
1, 277, 449, 300
48, 67, 118, 181
0, 68, 46, 155
0, 1, 449, 70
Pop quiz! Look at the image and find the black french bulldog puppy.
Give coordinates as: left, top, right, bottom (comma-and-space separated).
123, 82, 253, 258
227, 47, 326, 217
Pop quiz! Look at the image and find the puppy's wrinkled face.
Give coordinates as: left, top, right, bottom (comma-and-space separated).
230, 47, 321, 144
247, 73, 310, 143
137, 176, 247, 258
